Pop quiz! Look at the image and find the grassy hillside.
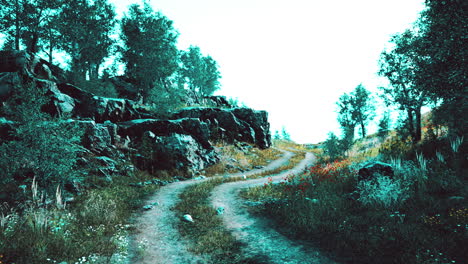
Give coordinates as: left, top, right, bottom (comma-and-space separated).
241, 133, 467, 263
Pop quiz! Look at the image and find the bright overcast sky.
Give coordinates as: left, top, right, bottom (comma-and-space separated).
113, 0, 425, 143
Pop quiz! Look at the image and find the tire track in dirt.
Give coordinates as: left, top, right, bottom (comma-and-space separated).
130, 150, 294, 264
210, 153, 337, 264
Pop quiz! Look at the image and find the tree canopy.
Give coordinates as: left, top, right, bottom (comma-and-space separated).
120, 2, 179, 97
179, 45, 221, 102
337, 84, 375, 140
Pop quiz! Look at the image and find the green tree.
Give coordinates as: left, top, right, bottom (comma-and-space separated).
120, 2, 179, 100
0, 0, 63, 53
412, 0, 467, 136
273, 130, 281, 140
337, 84, 375, 140
352, 84, 375, 138
179, 46, 221, 103
323, 132, 343, 161
58, 0, 116, 81
337, 93, 356, 139
378, 112, 391, 140
379, 30, 429, 142
281, 126, 291, 141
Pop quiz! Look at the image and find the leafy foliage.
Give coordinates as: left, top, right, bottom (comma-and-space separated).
323, 132, 345, 161
179, 46, 221, 103
377, 111, 391, 140
414, 0, 467, 136
337, 84, 375, 139
0, 0, 63, 53
120, 2, 179, 96
357, 176, 410, 209
379, 30, 429, 142
0, 80, 82, 202
58, 0, 117, 82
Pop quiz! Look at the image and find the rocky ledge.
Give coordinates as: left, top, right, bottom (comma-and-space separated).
0, 50, 271, 179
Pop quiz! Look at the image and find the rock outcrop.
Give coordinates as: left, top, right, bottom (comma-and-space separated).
358, 161, 394, 181
56, 83, 153, 122
173, 107, 271, 149
116, 118, 212, 148
0, 50, 272, 176
116, 118, 218, 174
136, 132, 218, 173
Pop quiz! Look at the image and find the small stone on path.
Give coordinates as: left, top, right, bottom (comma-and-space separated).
183, 214, 194, 223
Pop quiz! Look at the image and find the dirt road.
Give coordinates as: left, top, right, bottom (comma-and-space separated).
210, 153, 337, 264
130, 150, 294, 263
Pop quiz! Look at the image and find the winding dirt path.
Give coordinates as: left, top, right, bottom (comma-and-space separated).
130, 150, 294, 263
210, 153, 337, 264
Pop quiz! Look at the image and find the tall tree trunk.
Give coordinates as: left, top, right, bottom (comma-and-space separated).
48, 43, 53, 64
47, 27, 53, 64
14, 0, 20, 50
414, 107, 422, 142
407, 108, 415, 140
360, 120, 366, 138
27, 32, 39, 53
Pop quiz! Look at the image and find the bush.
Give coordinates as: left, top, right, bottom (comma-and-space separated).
0, 171, 160, 264
323, 132, 347, 161
357, 176, 410, 209
379, 135, 413, 159
0, 81, 83, 203
146, 82, 185, 118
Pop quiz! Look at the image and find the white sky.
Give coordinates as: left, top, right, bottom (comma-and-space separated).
0, 0, 426, 143
113, 0, 425, 144
89, 1, 430, 143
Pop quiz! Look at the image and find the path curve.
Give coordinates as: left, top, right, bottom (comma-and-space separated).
130, 150, 294, 263
210, 153, 337, 264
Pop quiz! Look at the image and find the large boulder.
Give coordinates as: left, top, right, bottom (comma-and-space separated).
116, 118, 212, 149
173, 107, 271, 149
109, 76, 140, 100
0, 72, 18, 100
0, 50, 54, 80
0, 51, 75, 117
57, 83, 153, 123
63, 120, 118, 156
358, 161, 394, 181
231, 108, 271, 149
136, 132, 219, 175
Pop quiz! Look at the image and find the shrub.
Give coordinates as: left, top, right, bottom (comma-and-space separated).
146, 82, 185, 118
357, 176, 410, 209
0, 81, 83, 203
323, 132, 346, 161
379, 135, 413, 159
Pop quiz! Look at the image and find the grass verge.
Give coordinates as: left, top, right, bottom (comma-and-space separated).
240, 152, 468, 264
0, 171, 161, 264
203, 142, 282, 176
174, 177, 271, 263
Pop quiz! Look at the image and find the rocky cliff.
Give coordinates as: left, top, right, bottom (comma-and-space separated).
0, 51, 271, 182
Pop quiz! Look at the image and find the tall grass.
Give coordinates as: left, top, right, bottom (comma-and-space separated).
0, 172, 160, 264
241, 150, 467, 263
